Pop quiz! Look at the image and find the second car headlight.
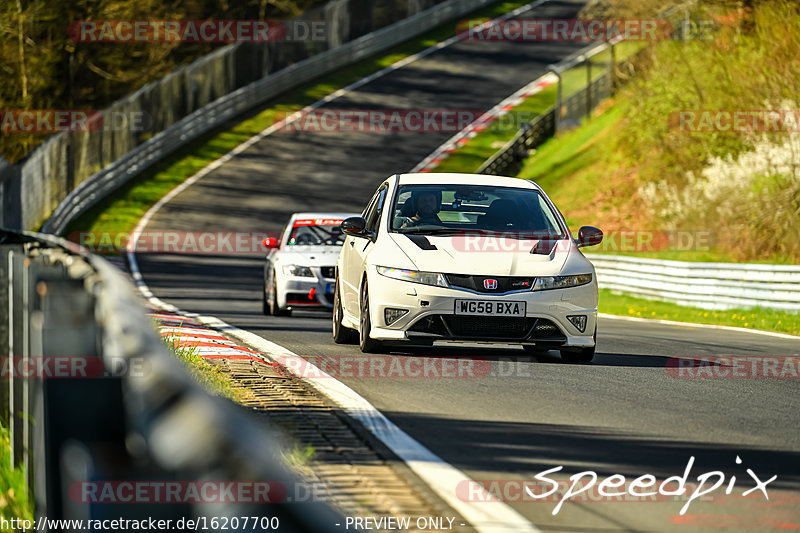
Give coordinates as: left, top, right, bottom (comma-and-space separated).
376, 266, 448, 287
532, 274, 592, 291
282, 264, 314, 278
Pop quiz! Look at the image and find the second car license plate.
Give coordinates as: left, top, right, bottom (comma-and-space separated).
454, 300, 526, 317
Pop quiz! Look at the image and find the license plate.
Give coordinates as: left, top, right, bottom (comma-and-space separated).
454, 299, 526, 317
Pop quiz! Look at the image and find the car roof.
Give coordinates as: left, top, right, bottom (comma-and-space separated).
396, 173, 541, 191
288, 212, 360, 222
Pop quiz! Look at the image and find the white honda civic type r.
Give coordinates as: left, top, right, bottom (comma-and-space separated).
332, 173, 603, 362
262, 212, 359, 316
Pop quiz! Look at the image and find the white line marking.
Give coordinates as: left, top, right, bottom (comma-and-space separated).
125, 3, 561, 530
598, 313, 799, 339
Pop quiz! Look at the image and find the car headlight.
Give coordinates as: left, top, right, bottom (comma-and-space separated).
532, 274, 592, 291
282, 264, 314, 278
376, 266, 448, 287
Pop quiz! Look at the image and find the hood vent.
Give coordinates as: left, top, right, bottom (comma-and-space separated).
406, 234, 437, 250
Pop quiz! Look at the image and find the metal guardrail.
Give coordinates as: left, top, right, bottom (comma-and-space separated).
34, 0, 495, 236
587, 254, 800, 311
477, 3, 698, 177
476, 39, 620, 177
1, 230, 343, 529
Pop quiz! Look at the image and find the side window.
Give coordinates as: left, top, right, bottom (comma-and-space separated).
365, 186, 387, 233
362, 191, 380, 221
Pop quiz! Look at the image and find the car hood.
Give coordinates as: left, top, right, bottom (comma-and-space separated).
388, 233, 571, 276
276, 245, 341, 266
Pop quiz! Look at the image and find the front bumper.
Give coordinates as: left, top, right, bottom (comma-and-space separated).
278, 269, 335, 309
367, 272, 597, 347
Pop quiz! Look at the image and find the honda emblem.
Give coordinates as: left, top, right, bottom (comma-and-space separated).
483, 279, 498, 290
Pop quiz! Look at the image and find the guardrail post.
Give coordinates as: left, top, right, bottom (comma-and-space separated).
609, 40, 616, 90
586, 57, 592, 119
34, 273, 102, 522
548, 67, 562, 133
9, 250, 28, 471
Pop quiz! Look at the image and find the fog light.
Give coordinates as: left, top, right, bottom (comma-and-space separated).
567, 315, 587, 333
384, 308, 409, 326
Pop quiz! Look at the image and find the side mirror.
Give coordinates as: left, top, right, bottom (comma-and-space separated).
341, 217, 368, 236
262, 237, 278, 249
577, 226, 603, 248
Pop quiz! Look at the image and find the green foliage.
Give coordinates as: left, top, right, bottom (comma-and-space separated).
0, 0, 323, 162
0, 425, 33, 528
518, 0, 800, 263
163, 330, 242, 400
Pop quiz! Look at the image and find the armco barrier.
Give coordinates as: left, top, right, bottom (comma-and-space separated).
476, 4, 696, 177
1, 229, 343, 529
587, 254, 800, 311
477, 37, 622, 177
11, 0, 497, 235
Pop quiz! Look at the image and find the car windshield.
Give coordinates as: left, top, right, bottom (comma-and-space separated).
287, 219, 346, 246
390, 184, 566, 237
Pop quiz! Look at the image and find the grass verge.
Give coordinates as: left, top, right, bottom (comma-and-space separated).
65, 1, 536, 241
599, 289, 800, 336
163, 331, 245, 401
0, 425, 33, 527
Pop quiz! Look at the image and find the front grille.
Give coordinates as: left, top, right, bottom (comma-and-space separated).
446, 274, 535, 293
407, 315, 566, 342
320, 266, 335, 279
443, 316, 532, 338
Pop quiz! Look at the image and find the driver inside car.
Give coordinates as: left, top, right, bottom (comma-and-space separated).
399, 191, 442, 228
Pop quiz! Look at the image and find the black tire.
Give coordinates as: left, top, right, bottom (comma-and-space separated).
560, 346, 595, 363
359, 283, 383, 353
560, 327, 596, 363
269, 269, 291, 317
262, 276, 271, 315
332, 276, 357, 344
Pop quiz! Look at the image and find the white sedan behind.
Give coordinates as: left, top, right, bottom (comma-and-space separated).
263, 212, 359, 316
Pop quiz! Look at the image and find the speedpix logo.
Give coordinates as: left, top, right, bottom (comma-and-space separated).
459, 456, 776, 516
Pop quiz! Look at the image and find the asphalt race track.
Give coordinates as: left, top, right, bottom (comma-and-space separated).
134, 1, 800, 530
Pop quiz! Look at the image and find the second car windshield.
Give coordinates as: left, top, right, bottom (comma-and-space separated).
287, 223, 345, 245
390, 185, 566, 237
